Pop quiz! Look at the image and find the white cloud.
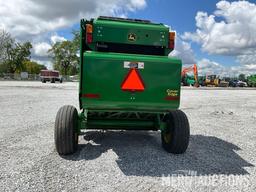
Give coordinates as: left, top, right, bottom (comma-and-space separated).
182, 0, 256, 75
236, 53, 256, 67
127, 0, 146, 11
51, 35, 66, 44
182, 1, 256, 57
169, 36, 196, 65
196, 58, 256, 77
32, 41, 52, 70
32, 34, 67, 68
33, 42, 51, 57
197, 58, 226, 76
0, 0, 146, 40
229, 65, 256, 76
0, 0, 146, 69
31, 59, 52, 70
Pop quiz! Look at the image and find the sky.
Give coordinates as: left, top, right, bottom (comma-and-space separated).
1, 0, 256, 76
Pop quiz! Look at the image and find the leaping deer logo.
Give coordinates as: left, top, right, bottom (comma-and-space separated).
128, 33, 136, 41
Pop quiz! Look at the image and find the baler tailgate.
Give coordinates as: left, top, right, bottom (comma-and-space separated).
80, 51, 181, 112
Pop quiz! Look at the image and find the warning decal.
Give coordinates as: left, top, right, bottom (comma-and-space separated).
121, 68, 145, 91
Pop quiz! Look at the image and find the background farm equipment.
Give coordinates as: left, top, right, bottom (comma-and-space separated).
181, 64, 199, 87
205, 75, 219, 87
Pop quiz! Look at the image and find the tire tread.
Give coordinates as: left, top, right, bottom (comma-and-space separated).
161, 110, 190, 154
54, 105, 78, 155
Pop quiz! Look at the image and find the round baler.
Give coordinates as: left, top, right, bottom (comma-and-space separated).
54, 16, 190, 155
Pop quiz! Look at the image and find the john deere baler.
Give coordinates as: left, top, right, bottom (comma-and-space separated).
54, 16, 190, 155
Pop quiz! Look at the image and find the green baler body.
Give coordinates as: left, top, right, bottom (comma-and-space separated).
92, 19, 168, 46
80, 51, 181, 112
79, 17, 182, 130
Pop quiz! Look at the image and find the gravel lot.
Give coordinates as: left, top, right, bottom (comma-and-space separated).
0, 81, 255, 192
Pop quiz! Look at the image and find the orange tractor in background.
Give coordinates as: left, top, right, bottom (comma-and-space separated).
181, 64, 199, 87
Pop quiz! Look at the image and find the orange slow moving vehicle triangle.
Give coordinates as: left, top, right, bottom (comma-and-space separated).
121, 68, 145, 91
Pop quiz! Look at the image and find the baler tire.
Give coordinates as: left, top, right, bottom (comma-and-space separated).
161, 110, 190, 154
54, 105, 78, 155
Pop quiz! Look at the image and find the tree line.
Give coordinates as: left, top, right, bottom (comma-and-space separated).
0, 29, 80, 76
48, 31, 80, 76
0, 30, 46, 74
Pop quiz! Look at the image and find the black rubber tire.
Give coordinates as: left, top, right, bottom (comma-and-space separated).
42, 79, 46, 83
161, 110, 190, 154
51, 79, 55, 83
54, 105, 78, 155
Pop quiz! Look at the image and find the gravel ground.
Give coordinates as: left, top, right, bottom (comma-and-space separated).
0, 81, 255, 192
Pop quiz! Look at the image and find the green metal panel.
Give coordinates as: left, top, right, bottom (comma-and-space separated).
92, 18, 169, 47
80, 51, 181, 113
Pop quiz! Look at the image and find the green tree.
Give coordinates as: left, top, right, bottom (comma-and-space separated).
23, 60, 46, 74
0, 30, 13, 63
72, 30, 80, 52
48, 40, 79, 75
4, 41, 32, 73
238, 74, 246, 81
0, 62, 9, 73
0, 30, 13, 74
1, 29, 37, 75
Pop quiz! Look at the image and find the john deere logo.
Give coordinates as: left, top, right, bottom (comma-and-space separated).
128, 33, 136, 41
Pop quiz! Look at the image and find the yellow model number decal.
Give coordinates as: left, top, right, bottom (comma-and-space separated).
166, 89, 178, 96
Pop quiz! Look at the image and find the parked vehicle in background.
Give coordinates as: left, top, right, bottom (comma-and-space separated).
230, 80, 238, 87
40, 70, 63, 83
230, 80, 247, 87
218, 79, 229, 87
69, 75, 79, 82
237, 81, 247, 87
